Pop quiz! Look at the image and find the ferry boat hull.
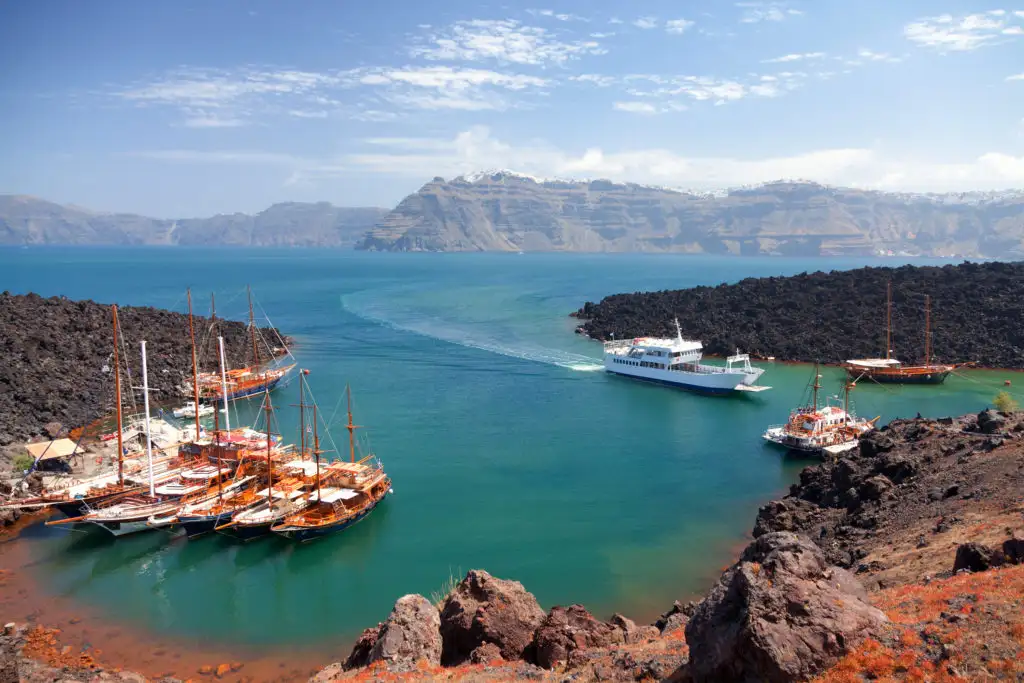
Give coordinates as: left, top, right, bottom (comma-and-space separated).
272, 495, 384, 543
604, 363, 752, 394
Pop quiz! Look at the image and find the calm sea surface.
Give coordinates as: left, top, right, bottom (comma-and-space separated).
3, 248, 1018, 649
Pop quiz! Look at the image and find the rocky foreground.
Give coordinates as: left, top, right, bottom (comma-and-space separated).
4, 409, 1023, 682
572, 260, 1024, 368
0, 292, 287, 450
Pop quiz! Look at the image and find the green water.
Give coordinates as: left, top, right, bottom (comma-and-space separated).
4, 249, 1019, 650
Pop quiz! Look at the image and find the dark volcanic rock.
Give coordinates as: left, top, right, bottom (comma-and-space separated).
439, 570, 546, 665
367, 595, 442, 672
953, 543, 1006, 573
343, 624, 382, 670
572, 261, 1024, 368
0, 292, 288, 448
529, 604, 626, 670
684, 532, 887, 683
1003, 538, 1024, 564
469, 642, 503, 664
977, 409, 1007, 434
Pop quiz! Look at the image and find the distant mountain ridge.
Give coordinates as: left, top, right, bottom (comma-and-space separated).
358, 171, 1024, 257
0, 195, 388, 247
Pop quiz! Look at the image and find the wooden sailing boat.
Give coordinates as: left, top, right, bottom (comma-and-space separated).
272, 383, 392, 542
195, 286, 295, 403
27, 304, 148, 518
174, 334, 270, 538
214, 386, 313, 541
844, 283, 957, 384
49, 341, 200, 536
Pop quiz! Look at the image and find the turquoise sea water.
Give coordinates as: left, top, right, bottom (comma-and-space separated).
4, 248, 1019, 651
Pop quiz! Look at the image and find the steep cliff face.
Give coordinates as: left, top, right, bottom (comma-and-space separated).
358, 172, 1024, 257
0, 196, 387, 247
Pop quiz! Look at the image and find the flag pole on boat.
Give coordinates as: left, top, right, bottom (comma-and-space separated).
141, 340, 155, 497
112, 304, 124, 487
187, 288, 202, 442
218, 336, 230, 432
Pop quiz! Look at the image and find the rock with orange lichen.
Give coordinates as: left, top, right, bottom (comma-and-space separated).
685, 532, 887, 683
439, 570, 546, 665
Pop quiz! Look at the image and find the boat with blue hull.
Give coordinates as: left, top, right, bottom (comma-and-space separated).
273, 493, 386, 542
271, 385, 392, 543
603, 319, 770, 395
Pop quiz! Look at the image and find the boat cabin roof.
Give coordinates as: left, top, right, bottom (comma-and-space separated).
255, 488, 306, 500
282, 460, 319, 475
154, 482, 206, 496
309, 487, 360, 503
181, 466, 231, 480
845, 358, 902, 368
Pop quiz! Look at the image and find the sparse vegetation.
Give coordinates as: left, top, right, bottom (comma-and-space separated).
993, 391, 1020, 414
430, 567, 462, 608
12, 453, 34, 473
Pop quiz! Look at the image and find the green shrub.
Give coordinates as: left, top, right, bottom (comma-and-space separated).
993, 391, 1019, 414
12, 453, 35, 473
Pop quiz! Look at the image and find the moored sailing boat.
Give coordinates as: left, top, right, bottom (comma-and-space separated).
195, 287, 295, 403
272, 384, 392, 542
763, 364, 879, 456
25, 304, 147, 518
844, 284, 957, 384
214, 386, 313, 541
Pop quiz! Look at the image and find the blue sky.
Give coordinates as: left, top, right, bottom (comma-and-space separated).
1, 0, 1023, 216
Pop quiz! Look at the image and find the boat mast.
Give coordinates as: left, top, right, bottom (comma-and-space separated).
213, 383, 222, 502
187, 288, 201, 441
313, 402, 321, 500
346, 385, 356, 463
298, 371, 306, 460
218, 336, 230, 432
924, 295, 932, 367
112, 305, 124, 487
885, 280, 892, 361
247, 285, 261, 369
264, 387, 273, 507
812, 362, 821, 410
141, 340, 155, 497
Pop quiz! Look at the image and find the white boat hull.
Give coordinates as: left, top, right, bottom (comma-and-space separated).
604, 359, 761, 394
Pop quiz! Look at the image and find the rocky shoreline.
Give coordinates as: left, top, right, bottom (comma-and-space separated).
570, 261, 1024, 368
0, 292, 288, 452
5, 408, 1023, 682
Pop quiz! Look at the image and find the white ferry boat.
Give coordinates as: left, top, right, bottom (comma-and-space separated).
603, 320, 769, 395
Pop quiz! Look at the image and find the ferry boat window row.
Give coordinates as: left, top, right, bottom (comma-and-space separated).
613, 358, 668, 369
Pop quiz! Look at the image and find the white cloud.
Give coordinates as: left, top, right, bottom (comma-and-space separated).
347, 65, 550, 111
614, 101, 657, 113
571, 74, 617, 87
602, 72, 808, 106
904, 11, 1023, 51
129, 150, 301, 165
1007, 73, 1024, 80
762, 52, 826, 63
736, 2, 801, 24
115, 67, 342, 127
633, 16, 658, 29
288, 110, 330, 119
316, 126, 1024, 192
409, 19, 606, 66
136, 128, 1024, 193
857, 49, 900, 62
666, 19, 695, 34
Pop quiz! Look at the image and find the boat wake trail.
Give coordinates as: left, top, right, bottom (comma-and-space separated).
341, 294, 604, 372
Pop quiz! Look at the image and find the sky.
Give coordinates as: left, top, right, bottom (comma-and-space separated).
1, 0, 1023, 217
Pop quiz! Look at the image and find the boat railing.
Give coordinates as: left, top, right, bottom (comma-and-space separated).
603, 340, 634, 351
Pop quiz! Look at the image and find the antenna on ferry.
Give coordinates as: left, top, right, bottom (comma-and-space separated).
674, 318, 683, 343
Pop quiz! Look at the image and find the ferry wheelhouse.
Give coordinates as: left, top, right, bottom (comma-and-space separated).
603, 319, 769, 395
